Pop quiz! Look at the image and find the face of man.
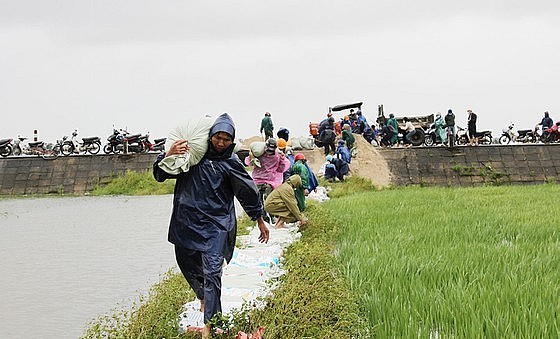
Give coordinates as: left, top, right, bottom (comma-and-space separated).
211, 132, 233, 153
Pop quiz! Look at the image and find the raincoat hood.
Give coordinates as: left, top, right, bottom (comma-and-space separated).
207, 113, 237, 159
209, 113, 236, 140
287, 174, 303, 189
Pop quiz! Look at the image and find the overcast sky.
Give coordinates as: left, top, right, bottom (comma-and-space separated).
1, 1, 560, 144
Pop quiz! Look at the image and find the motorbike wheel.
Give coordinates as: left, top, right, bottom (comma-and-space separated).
103, 144, 113, 154
1, 145, 12, 157
457, 135, 469, 146
88, 142, 101, 155
41, 150, 59, 160
498, 135, 511, 145
410, 128, 425, 146
61, 143, 74, 156
424, 134, 435, 147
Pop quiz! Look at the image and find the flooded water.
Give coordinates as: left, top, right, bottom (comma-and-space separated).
0, 195, 179, 338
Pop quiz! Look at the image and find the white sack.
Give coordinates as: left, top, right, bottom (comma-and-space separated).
158, 115, 214, 174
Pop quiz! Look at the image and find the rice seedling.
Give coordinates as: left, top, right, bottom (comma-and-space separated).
329, 184, 560, 337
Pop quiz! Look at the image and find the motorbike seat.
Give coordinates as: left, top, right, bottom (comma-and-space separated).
154, 138, 166, 143
126, 134, 141, 140
28, 141, 44, 147
82, 136, 100, 142
0, 138, 11, 145
517, 129, 531, 134
476, 130, 492, 135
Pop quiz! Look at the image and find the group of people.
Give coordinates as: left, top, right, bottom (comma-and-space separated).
376, 109, 479, 147
243, 136, 315, 229
261, 111, 352, 183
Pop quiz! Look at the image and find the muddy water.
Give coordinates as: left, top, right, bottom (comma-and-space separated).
0, 195, 178, 338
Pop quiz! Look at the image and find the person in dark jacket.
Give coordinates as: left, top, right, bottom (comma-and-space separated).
539, 111, 553, 133
335, 139, 351, 164
153, 113, 269, 338
276, 127, 289, 141
320, 116, 336, 155
445, 109, 456, 147
324, 154, 350, 182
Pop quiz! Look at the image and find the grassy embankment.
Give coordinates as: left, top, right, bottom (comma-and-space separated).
84, 171, 559, 337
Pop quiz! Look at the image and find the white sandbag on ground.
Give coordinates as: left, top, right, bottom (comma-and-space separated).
298, 136, 315, 150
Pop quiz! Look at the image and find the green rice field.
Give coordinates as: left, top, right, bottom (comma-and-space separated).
328, 184, 559, 337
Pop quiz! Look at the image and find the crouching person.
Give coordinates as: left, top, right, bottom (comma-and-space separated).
324, 154, 350, 182
264, 174, 308, 229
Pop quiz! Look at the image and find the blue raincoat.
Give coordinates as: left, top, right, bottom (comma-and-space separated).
153, 113, 264, 322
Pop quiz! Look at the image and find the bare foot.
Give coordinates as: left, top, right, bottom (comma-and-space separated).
202, 323, 211, 339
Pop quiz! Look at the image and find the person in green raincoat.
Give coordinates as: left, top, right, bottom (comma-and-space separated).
387, 113, 399, 145
264, 174, 308, 228
289, 153, 309, 212
434, 112, 447, 144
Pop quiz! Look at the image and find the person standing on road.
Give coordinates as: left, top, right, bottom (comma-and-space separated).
539, 111, 553, 133
445, 109, 456, 147
260, 112, 274, 140
467, 109, 478, 146
434, 112, 447, 144
153, 113, 269, 338
387, 113, 399, 146
320, 116, 336, 155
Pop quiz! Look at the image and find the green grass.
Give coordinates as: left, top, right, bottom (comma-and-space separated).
83, 171, 560, 337
329, 184, 560, 337
91, 170, 175, 195
81, 269, 193, 338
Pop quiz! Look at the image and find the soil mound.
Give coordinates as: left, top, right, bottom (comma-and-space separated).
349, 134, 392, 188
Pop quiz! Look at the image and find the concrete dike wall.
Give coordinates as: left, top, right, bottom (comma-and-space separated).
379, 144, 560, 187
1, 144, 559, 196
0, 153, 157, 195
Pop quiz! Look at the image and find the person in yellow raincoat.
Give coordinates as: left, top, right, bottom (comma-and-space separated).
264, 174, 308, 228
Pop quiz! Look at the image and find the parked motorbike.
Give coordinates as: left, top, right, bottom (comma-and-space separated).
103, 129, 126, 154
454, 126, 492, 145
10, 137, 26, 156
0, 138, 14, 157
455, 126, 469, 145
499, 124, 539, 145
114, 133, 145, 153
21, 140, 59, 159
151, 137, 166, 152
60, 130, 101, 156
540, 122, 560, 143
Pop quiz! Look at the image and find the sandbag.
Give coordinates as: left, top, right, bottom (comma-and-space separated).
290, 137, 302, 150
249, 141, 266, 158
158, 115, 214, 174
299, 136, 315, 150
